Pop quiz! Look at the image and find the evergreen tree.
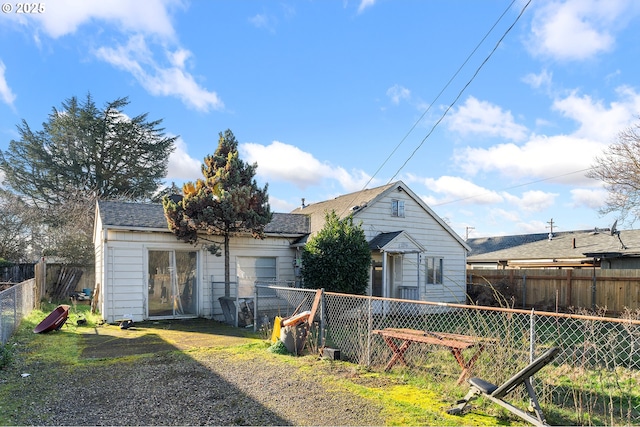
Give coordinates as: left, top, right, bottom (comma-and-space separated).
301, 211, 371, 294
0, 93, 176, 264
163, 129, 272, 296
0, 94, 176, 207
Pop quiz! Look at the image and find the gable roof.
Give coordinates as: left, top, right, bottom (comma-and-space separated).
290, 182, 396, 220
368, 231, 426, 253
292, 180, 470, 251
96, 200, 309, 235
467, 228, 640, 266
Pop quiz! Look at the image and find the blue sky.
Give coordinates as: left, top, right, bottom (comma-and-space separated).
1, 0, 640, 240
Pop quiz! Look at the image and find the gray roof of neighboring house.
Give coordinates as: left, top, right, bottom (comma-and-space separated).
97, 200, 309, 235
467, 228, 640, 262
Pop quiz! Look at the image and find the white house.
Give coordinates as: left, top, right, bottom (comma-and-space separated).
93, 201, 308, 323
92, 181, 469, 323
291, 181, 470, 302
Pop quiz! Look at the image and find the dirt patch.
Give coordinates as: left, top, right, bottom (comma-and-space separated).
80, 318, 260, 359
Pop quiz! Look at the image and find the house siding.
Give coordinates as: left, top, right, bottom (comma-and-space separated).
356, 189, 467, 304
96, 222, 297, 323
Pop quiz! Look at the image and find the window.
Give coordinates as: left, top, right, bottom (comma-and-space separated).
393, 254, 403, 282
237, 257, 277, 283
424, 257, 443, 285
391, 199, 405, 217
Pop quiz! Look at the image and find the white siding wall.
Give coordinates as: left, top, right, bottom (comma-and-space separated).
99, 229, 297, 323
356, 190, 467, 303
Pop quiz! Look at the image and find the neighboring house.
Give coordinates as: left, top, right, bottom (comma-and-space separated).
291, 181, 470, 302
467, 228, 640, 269
93, 180, 469, 323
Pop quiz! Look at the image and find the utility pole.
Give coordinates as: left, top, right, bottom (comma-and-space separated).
465, 226, 475, 241
546, 218, 555, 240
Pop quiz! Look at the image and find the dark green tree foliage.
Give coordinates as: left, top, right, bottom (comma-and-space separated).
301, 211, 371, 294
0, 94, 176, 207
163, 129, 272, 296
0, 189, 33, 262
0, 93, 176, 264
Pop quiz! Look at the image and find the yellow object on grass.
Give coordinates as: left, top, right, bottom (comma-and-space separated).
271, 316, 282, 343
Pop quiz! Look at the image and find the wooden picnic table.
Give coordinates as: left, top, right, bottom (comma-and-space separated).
372, 328, 491, 384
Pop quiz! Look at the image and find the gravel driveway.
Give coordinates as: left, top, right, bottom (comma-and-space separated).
4, 320, 388, 426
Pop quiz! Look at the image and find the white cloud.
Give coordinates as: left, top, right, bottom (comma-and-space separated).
454, 87, 640, 186
491, 208, 522, 224
249, 13, 276, 32
552, 86, 640, 142
30, 0, 181, 39
268, 195, 297, 213
528, 0, 635, 61
166, 137, 201, 180
522, 69, 552, 91
570, 188, 607, 209
240, 140, 373, 192
447, 97, 528, 142
95, 35, 223, 112
454, 134, 605, 185
515, 219, 549, 234
0, 61, 16, 107
357, 0, 376, 14
386, 84, 410, 105
502, 190, 558, 213
408, 174, 503, 206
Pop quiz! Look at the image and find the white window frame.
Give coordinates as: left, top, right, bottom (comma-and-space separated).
424, 257, 443, 285
391, 199, 405, 217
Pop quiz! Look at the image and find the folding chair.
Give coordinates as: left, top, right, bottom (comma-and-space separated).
447, 346, 560, 426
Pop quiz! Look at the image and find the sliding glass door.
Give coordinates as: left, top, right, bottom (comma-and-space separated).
148, 250, 197, 318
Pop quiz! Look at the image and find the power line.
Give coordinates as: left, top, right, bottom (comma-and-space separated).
431, 167, 594, 207
361, 0, 521, 192
339, 0, 526, 216
388, 0, 532, 183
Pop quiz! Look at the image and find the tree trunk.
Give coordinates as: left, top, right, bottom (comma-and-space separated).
224, 232, 230, 297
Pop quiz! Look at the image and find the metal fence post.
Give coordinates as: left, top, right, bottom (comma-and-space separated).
529, 308, 535, 362
253, 285, 258, 333
367, 295, 373, 367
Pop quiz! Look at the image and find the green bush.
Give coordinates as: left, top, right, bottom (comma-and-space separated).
0, 343, 13, 369
301, 211, 371, 294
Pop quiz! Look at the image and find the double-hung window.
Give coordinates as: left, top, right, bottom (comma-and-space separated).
391, 199, 405, 217
424, 257, 443, 285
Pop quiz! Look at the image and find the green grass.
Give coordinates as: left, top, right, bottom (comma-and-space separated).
7, 303, 639, 425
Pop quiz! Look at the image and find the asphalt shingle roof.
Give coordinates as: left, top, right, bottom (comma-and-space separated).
290, 182, 396, 219
97, 200, 309, 235
368, 231, 403, 251
467, 228, 640, 262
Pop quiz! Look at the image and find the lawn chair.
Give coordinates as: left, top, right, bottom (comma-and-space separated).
447, 346, 560, 426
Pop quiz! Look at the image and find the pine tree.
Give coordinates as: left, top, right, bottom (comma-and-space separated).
0, 93, 176, 264
163, 129, 272, 296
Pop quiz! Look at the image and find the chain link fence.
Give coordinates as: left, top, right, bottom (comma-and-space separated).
0, 279, 37, 345
255, 284, 640, 425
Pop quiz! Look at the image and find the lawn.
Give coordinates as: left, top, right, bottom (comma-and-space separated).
1, 303, 624, 426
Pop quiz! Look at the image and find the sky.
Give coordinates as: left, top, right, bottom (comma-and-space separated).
1, 0, 640, 240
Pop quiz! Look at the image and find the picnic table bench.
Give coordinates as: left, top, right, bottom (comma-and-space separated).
372, 328, 492, 384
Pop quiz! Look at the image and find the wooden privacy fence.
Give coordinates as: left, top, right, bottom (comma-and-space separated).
467, 268, 640, 314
